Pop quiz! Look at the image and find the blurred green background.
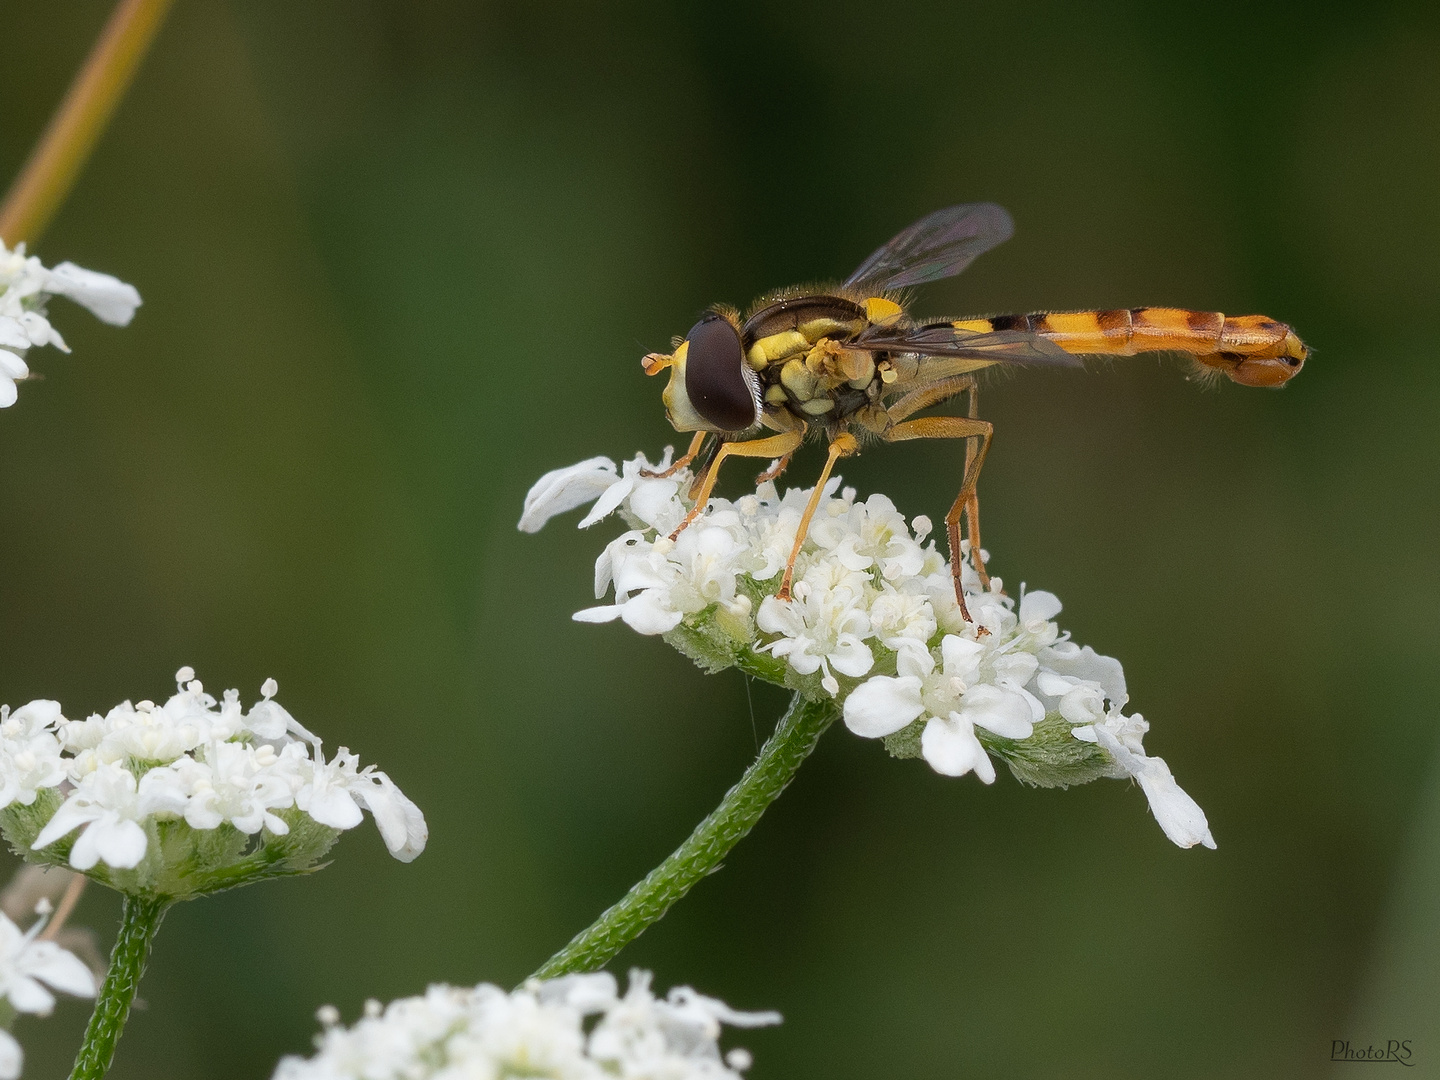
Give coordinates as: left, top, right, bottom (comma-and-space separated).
3, 0, 1439, 1076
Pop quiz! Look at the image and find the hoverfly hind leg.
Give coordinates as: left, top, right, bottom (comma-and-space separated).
881, 413, 993, 624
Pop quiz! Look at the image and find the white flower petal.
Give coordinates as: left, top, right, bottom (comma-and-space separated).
0, 318, 30, 352
618, 591, 683, 635
5, 974, 56, 1015
921, 716, 995, 783
1018, 588, 1062, 624
46, 263, 142, 325
956, 684, 1034, 740
0, 1030, 20, 1080
23, 941, 96, 999
577, 476, 634, 529
844, 675, 924, 737
86, 817, 148, 869
572, 604, 625, 624
517, 457, 619, 533
1093, 723, 1215, 849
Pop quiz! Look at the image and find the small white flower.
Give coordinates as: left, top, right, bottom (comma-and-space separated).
1075, 711, 1216, 850
846, 635, 1033, 783
274, 970, 776, 1080
0, 702, 67, 810
30, 762, 177, 870
756, 566, 874, 695
167, 741, 294, 835
0, 241, 140, 409
0, 904, 96, 1080
0, 909, 96, 1015
294, 747, 428, 862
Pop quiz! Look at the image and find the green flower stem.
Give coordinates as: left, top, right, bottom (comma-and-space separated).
69, 894, 169, 1080
531, 692, 838, 981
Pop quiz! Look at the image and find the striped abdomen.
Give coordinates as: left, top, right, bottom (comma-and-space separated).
953, 308, 1308, 387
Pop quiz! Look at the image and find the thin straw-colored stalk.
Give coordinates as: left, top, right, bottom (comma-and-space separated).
0, 0, 178, 247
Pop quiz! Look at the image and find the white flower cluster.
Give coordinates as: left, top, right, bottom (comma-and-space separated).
0, 669, 426, 890
0, 896, 96, 1080
275, 969, 779, 1080
0, 240, 140, 408
521, 451, 1215, 850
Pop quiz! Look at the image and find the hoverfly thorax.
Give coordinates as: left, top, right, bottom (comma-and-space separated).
642, 312, 760, 434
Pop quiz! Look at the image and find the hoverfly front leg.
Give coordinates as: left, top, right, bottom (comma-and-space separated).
776, 432, 859, 601
668, 429, 805, 541
642, 431, 708, 479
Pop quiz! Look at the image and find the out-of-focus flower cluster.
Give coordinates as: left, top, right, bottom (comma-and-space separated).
275, 969, 779, 1080
0, 669, 426, 899
0, 871, 97, 1080
520, 451, 1215, 850
0, 240, 140, 408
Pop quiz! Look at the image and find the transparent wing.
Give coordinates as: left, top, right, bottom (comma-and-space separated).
843, 203, 1015, 293
848, 324, 1081, 367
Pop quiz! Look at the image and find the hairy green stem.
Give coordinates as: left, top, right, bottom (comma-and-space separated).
69, 894, 169, 1080
531, 692, 837, 980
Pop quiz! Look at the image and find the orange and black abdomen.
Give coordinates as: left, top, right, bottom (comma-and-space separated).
954, 308, 1308, 388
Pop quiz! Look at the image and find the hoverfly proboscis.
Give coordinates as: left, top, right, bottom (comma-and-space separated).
641, 203, 1307, 623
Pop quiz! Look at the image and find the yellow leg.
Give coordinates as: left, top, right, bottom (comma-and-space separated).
668, 429, 805, 540
642, 431, 707, 479
885, 376, 992, 587
776, 432, 859, 601
883, 414, 992, 623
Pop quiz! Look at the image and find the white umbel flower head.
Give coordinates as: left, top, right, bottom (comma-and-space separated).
0, 670, 427, 897
0, 901, 97, 1080
521, 449, 1217, 850
274, 969, 779, 1080
0, 241, 140, 408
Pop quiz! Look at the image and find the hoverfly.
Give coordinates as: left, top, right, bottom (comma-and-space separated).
641, 203, 1307, 622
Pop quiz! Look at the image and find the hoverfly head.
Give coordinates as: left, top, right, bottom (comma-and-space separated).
644, 312, 760, 433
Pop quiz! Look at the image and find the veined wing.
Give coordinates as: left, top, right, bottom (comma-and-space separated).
843, 203, 1015, 293
849, 323, 1081, 367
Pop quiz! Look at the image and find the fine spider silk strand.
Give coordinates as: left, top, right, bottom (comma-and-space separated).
530, 692, 837, 980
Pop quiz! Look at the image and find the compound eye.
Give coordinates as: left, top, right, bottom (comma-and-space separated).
684, 314, 757, 432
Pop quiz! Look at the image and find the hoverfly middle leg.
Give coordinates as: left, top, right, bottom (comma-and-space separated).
667, 429, 805, 541
881, 406, 992, 625
776, 432, 860, 602
641, 431, 708, 479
